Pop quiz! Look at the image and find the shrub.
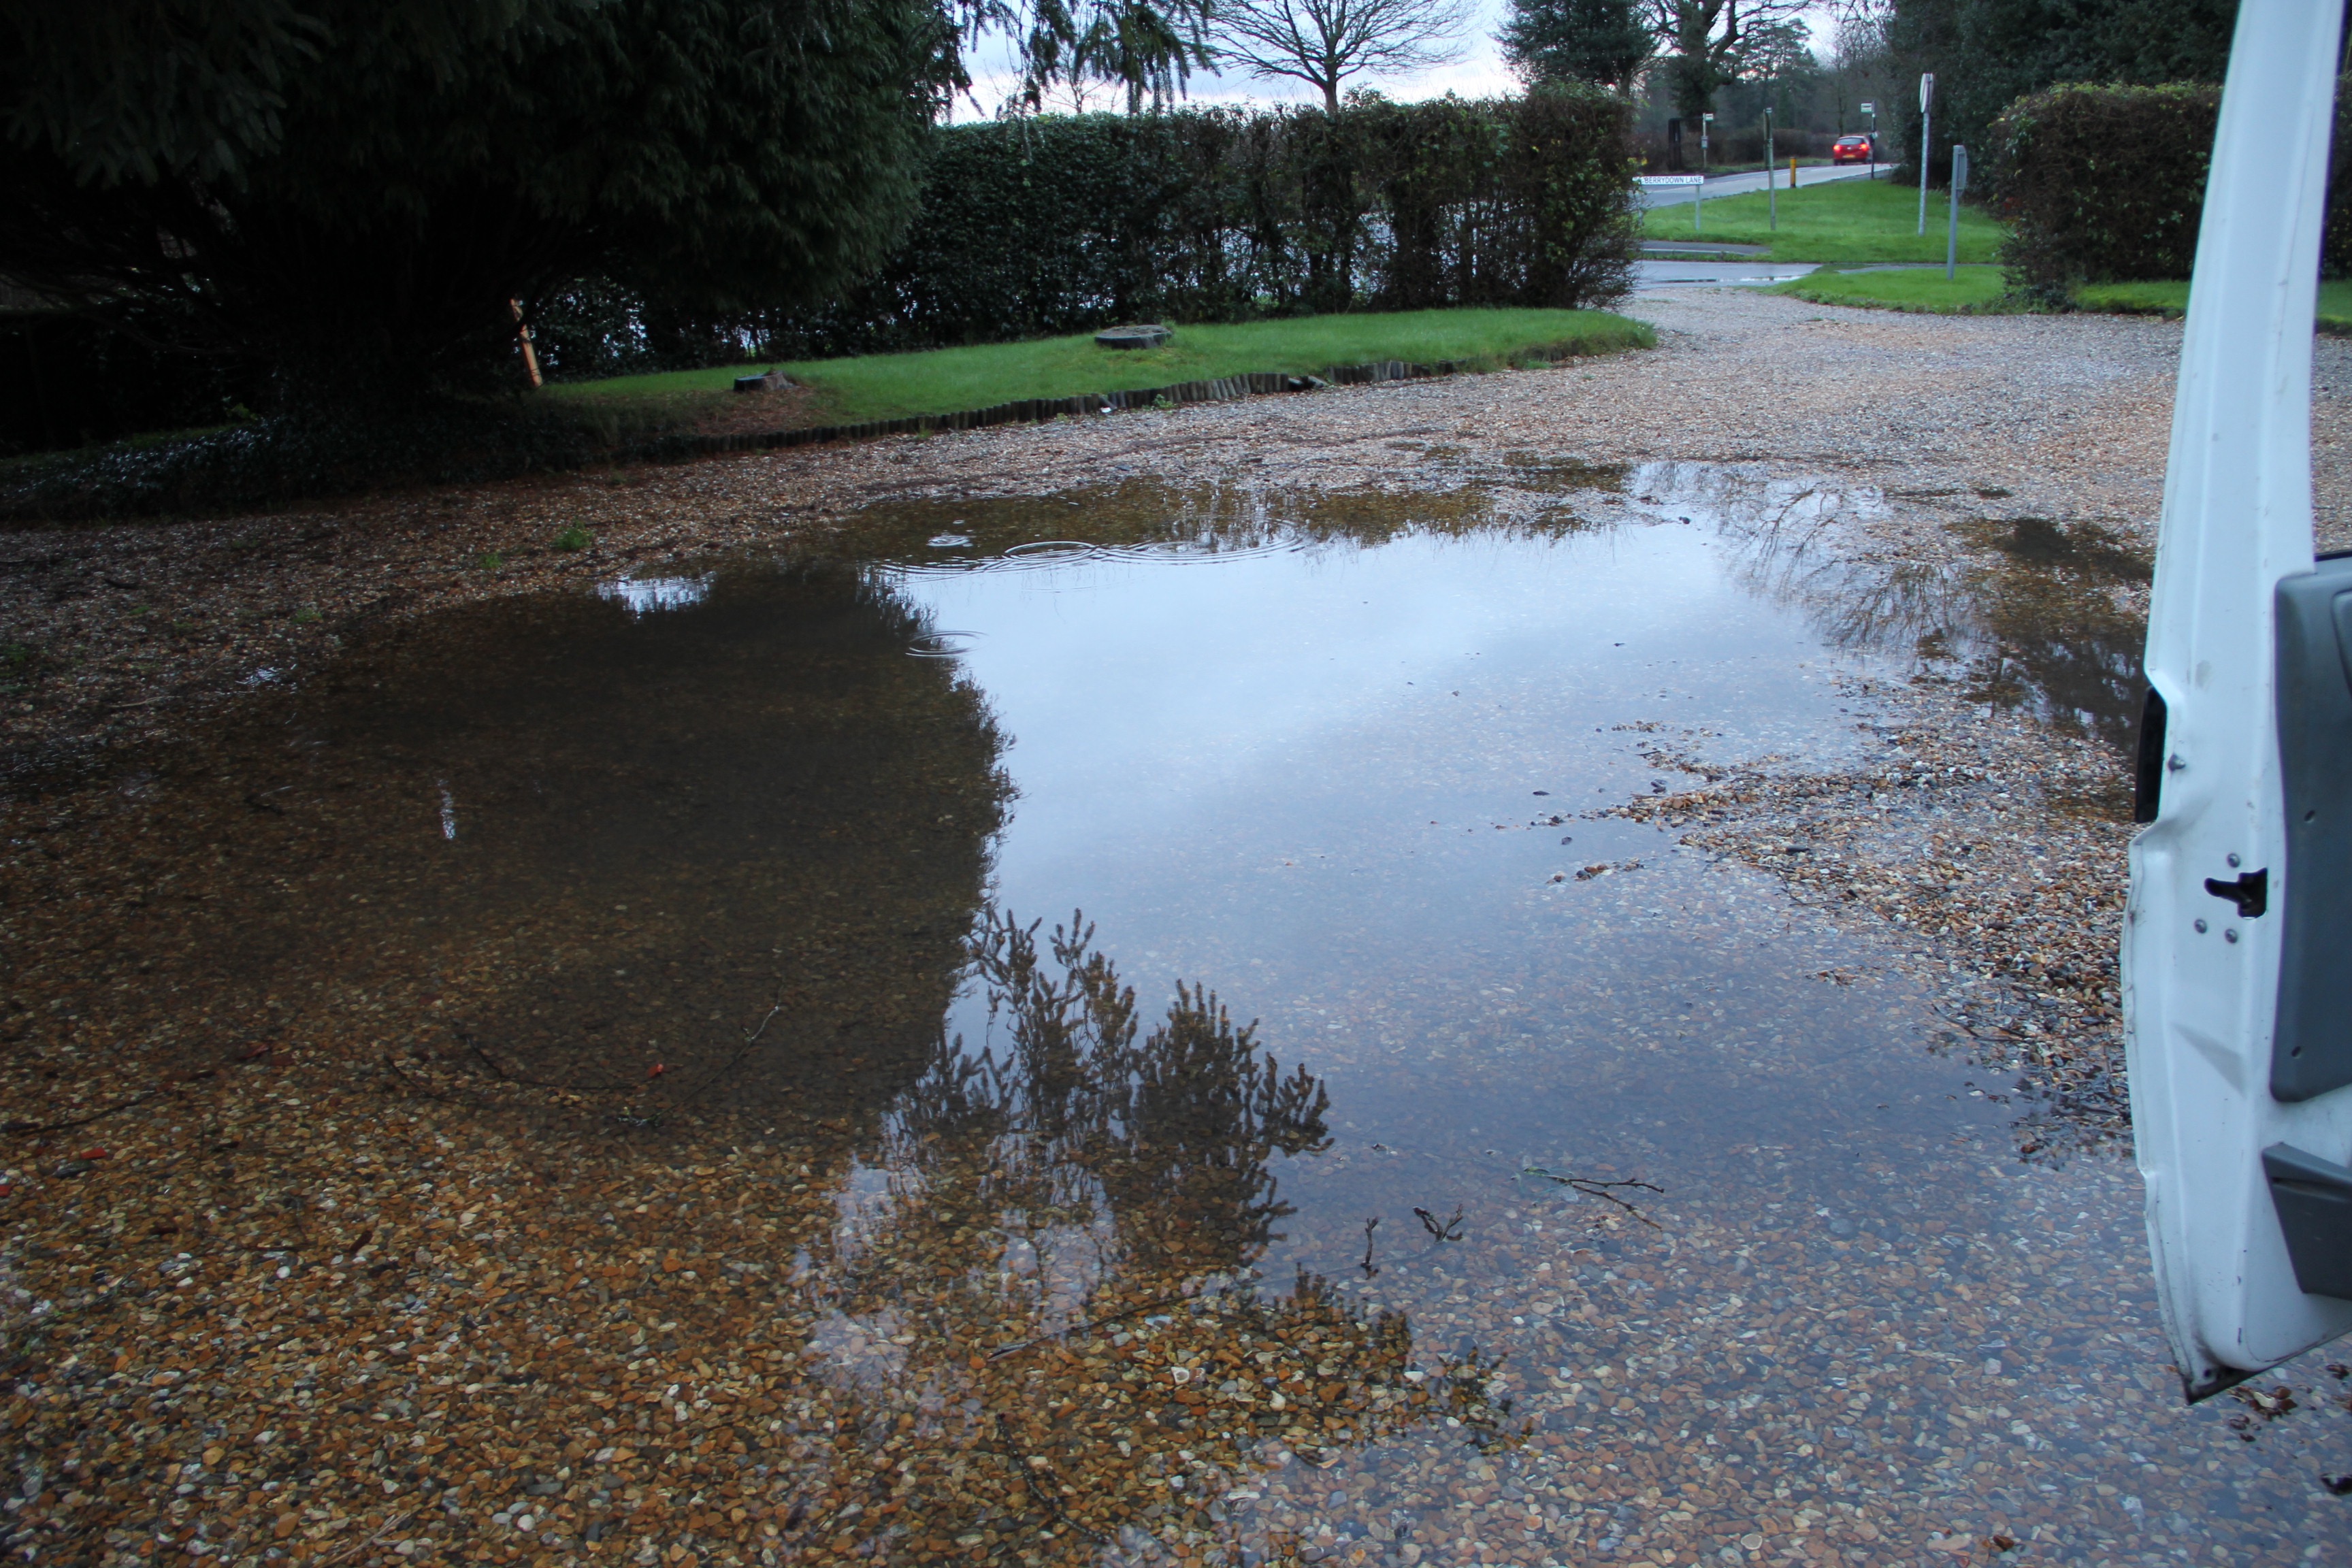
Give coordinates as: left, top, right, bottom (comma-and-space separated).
534, 89, 1642, 374
1989, 79, 2352, 301
0, 401, 691, 523
0, 301, 266, 457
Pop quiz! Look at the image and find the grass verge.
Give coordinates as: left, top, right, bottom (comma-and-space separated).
1765, 265, 2012, 312
2075, 278, 2352, 333
3, 308, 1651, 523
1768, 267, 2352, 329
546, 308, 1654, 428
1643, 175, 2006, 263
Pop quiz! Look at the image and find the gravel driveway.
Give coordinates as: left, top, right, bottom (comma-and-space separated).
14, 287, 2345, 1096
5, 289, 2351, 1565
12, 287, 2342, 1116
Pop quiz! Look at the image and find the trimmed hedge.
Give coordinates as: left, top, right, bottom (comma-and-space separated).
1989, 80, 2352, 299
536, 91, 1640, 376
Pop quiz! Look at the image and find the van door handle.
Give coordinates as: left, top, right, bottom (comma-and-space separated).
2204, 868, 2269, 917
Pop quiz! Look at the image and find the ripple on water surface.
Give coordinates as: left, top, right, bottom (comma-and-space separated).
10, 470, 2342, 1565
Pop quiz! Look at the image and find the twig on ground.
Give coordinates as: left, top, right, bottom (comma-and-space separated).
1, 1092, 154, 1137
315, 1507, 417, 1567
382, 1056, 461, 1102
1519, 1166, 1665, 1228
463, 1034, 630, 1093
987, 1295, 1192, 1361
993, 1414, 1106, 1544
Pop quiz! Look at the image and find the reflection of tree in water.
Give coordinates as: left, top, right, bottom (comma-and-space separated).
167, 557, 1483, 1559
211, 563, 1015, 1134
1688, 470, 2147, 754
926, 909, 1333, 1282
9, 557, 1514, 1565
837, 475, 1612, 574
782, 914, 1501, 1563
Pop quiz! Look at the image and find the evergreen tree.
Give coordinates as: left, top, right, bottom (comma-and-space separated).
1885, 0, 2240, 186
1, 0, 958, 408
0, 0, 1220, 409
1499, 0, 1652, 90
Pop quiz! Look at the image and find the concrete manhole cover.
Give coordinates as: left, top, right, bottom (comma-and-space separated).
1094, 323, 1171, 349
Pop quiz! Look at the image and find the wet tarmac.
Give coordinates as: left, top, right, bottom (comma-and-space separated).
2, 472, 2345, 1566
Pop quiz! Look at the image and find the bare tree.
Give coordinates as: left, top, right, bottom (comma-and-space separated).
1826, 10, 1900, 135
1644, 0, 1808, 165
1209, 0, 1478, 114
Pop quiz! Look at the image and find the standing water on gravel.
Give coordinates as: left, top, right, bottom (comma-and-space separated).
12, 470, 2344, 1565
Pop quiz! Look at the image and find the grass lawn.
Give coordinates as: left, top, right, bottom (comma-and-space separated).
1767, 267, 2352, 329
548, 308, 1653, 428
1765, 265, 2010, 312
1643, 175, 2006, 264
2076, 278, 2352, 333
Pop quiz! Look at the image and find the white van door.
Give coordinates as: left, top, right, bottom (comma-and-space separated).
2125, 0, 2352, 1398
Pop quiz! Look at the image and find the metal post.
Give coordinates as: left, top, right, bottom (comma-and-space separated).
1863, 102, 1876, 180
1917, 74, 1935, 235
1765, 105, 1776, 229
1945, 144, 1969, 280
1698, 113, 1713, 231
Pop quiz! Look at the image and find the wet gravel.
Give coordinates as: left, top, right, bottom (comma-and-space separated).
7, 290, 2352, 1565
16, 287, 2352, 769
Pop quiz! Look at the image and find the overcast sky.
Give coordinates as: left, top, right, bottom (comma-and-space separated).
950, 1, 1846, 119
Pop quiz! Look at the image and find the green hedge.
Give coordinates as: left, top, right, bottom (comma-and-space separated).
1989, 80, 2352, 299
536, 91, 1640, 376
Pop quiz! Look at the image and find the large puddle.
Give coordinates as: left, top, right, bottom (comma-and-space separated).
10, 470, 2345, 1564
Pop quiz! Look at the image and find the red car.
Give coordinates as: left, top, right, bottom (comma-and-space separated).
1831, 134, 1877, 164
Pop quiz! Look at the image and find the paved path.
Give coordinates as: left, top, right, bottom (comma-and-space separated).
1637, 162, 1879, 209
1632, 258, 1818, 290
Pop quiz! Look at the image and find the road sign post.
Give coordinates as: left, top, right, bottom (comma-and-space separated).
1917, 74, 1935, 235
1635, 173, 1708, 235
1946, 144, 1970, 279
1699, 114, 1713, 229
1861, 101, 1876, 180
1765, 105, 1776, 230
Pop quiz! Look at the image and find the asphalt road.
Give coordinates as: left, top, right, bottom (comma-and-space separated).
1631, 258, 1819, 290
1637, 162, 1880, 209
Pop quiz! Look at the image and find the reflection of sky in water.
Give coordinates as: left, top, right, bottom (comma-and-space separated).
58, 470, 2330, 1565
595, 573, 715, 616
887, 523, 1879, 936
838, 498, 2343, 1561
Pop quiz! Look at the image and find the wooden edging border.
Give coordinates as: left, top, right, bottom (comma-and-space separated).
618, 340, 1622, 464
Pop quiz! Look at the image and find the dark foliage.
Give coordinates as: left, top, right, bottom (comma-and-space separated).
4, 0, 335, 186
1499, 0, 1651, 89
0, 306, 265, 457
1989, 77, 2352, 297
1885, 0, 2238, 189
536, 91, 1642, 375
0, 400, 696, 523
0, 0, 956, 412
